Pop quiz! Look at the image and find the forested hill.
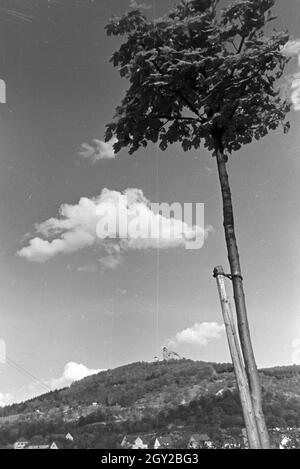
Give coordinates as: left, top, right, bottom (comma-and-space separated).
1, 359, 300, 448
1, 360, 231, 416
1, 359, 300, 422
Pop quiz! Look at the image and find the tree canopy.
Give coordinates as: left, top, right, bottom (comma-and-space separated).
105, 0, 291, 156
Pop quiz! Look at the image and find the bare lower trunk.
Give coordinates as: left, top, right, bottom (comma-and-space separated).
214, 266, 261, 449
213, 140, 270, 449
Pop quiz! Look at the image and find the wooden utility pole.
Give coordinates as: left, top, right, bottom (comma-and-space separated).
213, 266, 261, 449
214, 146, 270, 449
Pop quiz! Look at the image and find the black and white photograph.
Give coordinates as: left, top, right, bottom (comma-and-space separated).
0, 0, 299, 452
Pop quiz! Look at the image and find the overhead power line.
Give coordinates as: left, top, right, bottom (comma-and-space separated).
5, 355, 52, 394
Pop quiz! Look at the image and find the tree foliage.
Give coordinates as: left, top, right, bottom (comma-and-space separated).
105, 0, 290, 156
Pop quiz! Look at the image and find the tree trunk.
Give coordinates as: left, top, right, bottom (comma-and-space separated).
213, 138, 270, 449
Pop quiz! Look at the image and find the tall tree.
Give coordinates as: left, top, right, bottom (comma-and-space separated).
105, 0, 291, 448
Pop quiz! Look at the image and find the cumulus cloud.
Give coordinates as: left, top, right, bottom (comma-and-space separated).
49, 362, 104, 390
17, 188, 208, 262
282, 40, 300, 65
290, 75, 300, 111
282, 39, 300, 111
0, 392, 14, 407
292, 339, 300, 364
78, 138, 117, 162
166, 322, 225, 348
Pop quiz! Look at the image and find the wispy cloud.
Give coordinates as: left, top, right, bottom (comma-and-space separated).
49, 362, 104, 390
17, 188, 208, 262
99, 254, 123, 270
282, 39, 300, 111
78, 138, 117, 162
166, 322, 225, 348
77, 262, 98, 273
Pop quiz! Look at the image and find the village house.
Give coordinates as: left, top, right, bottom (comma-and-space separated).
121, 435, 150, 449
13, 438, 29, 450
153, 436, 173, 449
270, 433, 283, 449
279, 435, 292, 449
110, 404, 122, 412
121, 433, 216, 450
269, 428, 300, 449
63, 410, 80, 423
187, 434, 212, 449
222, 440, 241, 449
14, 435, 60, 450
65, 433, 74, 442
27, 444, 50, 450
27, 441, 59, 450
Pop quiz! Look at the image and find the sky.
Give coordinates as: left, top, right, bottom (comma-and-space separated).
0, 0, 300, 406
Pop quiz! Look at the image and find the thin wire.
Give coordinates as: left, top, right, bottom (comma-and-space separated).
152, 0, 160, 359
0, 6, 34, 23
6, 356, 52, 393
5, 356, 52, 393
110, 299, 114, 369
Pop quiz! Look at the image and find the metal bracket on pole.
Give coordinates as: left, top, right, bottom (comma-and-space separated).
213, 268, 243, 282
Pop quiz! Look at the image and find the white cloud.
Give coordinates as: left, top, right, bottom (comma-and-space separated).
167, 322, 225, 348
291, 339, 300, 364
0, 392, 14, 407
49, 362, 104, 390
78, 138, 117, 162
282, 40, 300, 65
282, 39, 300, 111
290, 74, 300, 111
99, 254, 123, 270
17, 188, 208, 262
